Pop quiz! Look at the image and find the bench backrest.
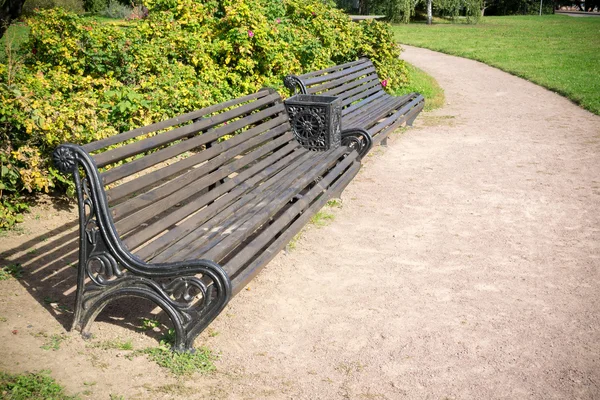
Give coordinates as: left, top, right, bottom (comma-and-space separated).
285, 58, 386, 111
80, 88, 302, 255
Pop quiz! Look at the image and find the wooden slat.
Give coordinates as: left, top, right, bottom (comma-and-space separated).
345, 94, 407, 129
229, 160, 360, 295
342, 91, 387, 119
340, 83, 384, 110
131, 143, 307, 258
104, 114, 290, 203
297, 58, 369, 80
370, 96, 425, 144
141, 146, 311, 262
112, 130, 294, 232
196, 146, 348, 264
82, 90, 271, 153
179, 150, 335, 263
303, 61, 375, 87
318, 73, 380, 98
306, 66, 377, 95
367, 94, 425, 137
94, 93, 283, 167
225, 150, 359, 279
109, 113, 289, 217
154, 149, 322, 263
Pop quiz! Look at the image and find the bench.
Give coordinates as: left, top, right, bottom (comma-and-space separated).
52, 88, 367, 351
284, 58, 425, 147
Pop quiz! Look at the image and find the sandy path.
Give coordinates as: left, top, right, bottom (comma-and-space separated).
1, 46, 599, 399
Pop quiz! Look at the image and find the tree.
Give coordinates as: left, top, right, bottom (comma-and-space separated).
0, 0, 26, 39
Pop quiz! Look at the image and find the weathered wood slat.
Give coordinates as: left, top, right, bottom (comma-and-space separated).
198, 146, 348, 264
113, 130, 294, 232
303, 62, 376, 87
145, 147, 312, 263
126, 143, 307, 255
81, 90, 270, 153
370, 96, 425, 145
183, 150, 339, 263
306, 66, 377, 95
299, 58, 369, 80
367, 94, 425, 137
225, 149, 359, 279
319, 74, 380, 99
94, 93, 283, 168
342, 90, 387, 119
105, 114, 290, 203
229, 160, 360, 295
345, 94, 407, 129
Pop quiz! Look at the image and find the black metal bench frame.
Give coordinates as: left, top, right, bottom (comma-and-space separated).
53, 88, 370, 351
284, 57, 425, 147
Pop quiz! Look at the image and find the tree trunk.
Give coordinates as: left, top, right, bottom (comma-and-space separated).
427, 0, 433, 24
0, 0, 26, 39
359, 0, 369, 14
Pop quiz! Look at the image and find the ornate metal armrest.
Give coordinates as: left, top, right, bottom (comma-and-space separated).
53, 144, 232, 351
283, 74, 308, 95
341, 128, 373, 160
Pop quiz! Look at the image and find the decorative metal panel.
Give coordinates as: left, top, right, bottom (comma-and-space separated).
284, 95, 342, 152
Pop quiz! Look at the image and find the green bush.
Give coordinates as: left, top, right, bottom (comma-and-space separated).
0, 0, 409, 229
21, 0, 85, 16
101, 1, 134, 19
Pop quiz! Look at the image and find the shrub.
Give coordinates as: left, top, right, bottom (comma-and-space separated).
0, 0, 409, 229
101, 1, 134, 19
21, 0, 85, 16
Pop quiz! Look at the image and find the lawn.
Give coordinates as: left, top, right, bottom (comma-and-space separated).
392, 15, 600, 115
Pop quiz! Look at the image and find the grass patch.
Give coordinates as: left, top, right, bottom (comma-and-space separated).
129, 346, 217, 376
90, 339, 134, 351
0, 370, 77, 400
397, 62, 445, 111
310, 211, 335, 227
326, 198, 343, 208
39, 333, 67, 351
392, 15, 600, 115
0, 264, 23, 280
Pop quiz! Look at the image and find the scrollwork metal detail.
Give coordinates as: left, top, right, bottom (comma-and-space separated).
283, 75, 307, 95
341, 128, 373, 160
53, 143, 232, 351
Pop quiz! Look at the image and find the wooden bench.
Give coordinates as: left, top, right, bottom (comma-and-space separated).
284, 58, 425, 147
52, 88, 367, 351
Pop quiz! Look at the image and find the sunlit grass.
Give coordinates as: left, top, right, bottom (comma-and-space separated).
392, 15, 600, 115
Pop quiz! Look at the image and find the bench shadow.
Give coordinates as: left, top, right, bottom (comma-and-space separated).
1, 219, 170, 343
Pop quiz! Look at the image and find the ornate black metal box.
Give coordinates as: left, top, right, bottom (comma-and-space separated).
284, 94, 342, 151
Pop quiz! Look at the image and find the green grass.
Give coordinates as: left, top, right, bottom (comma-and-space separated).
397, 62, 445, 111
309, 211, 335, 227
0, 264, 23, 280
392, 15, 600, 115
129, 346, 218, 375
0, 370, 77, 400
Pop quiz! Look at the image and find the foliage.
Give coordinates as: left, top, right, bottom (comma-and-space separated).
101, 1, 133, 19
394, 62, 444, 111
0, 263, 23, 280
0, 370, 77, 400
21, 0, 84, 16
129, 345, 217, 375
0, 0, 409, 229
83, 0, 108, 14
392, 15, 600, 115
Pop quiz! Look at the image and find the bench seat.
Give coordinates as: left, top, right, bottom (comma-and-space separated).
285, 58, 425, 146
53, 88, 361, 350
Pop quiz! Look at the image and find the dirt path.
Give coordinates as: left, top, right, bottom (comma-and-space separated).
1, 46, 599, 399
